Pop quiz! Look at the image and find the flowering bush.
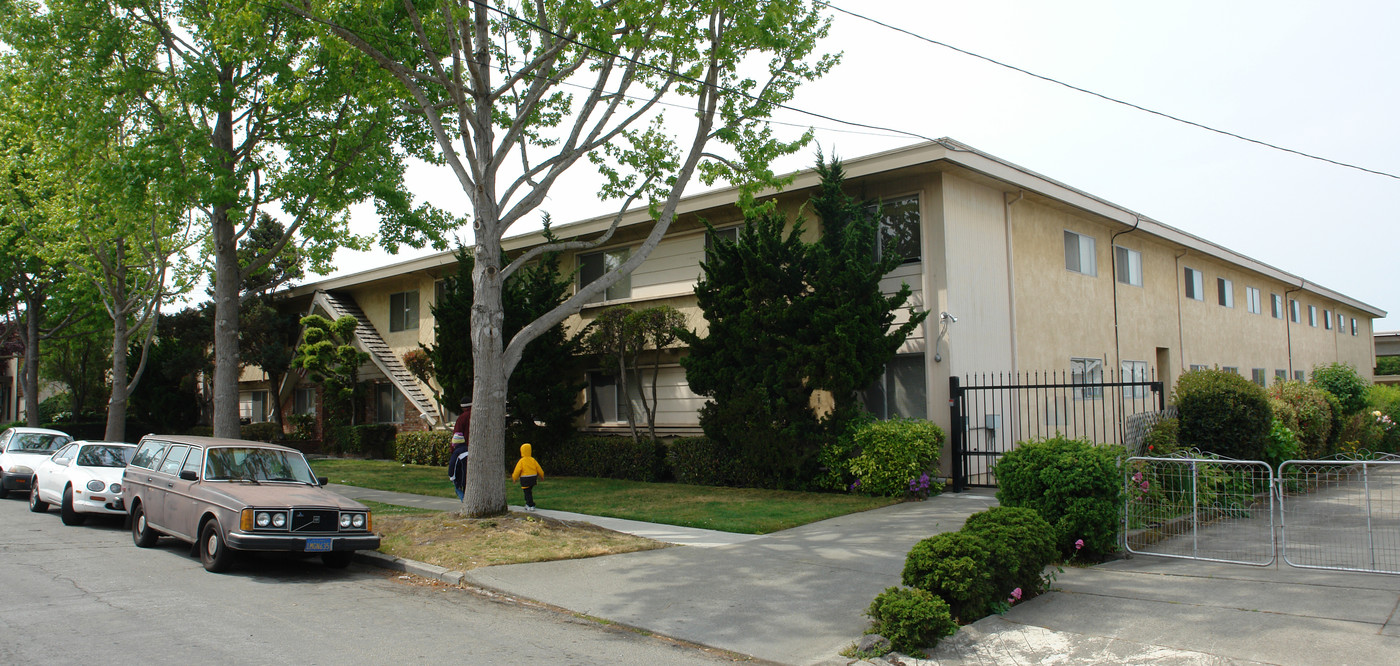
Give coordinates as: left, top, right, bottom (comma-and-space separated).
847, 419, 944, 498
907, 473, 934, 500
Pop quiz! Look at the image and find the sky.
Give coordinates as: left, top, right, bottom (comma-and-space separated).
324, 0, 1400, 331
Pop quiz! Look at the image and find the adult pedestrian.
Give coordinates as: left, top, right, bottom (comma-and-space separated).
452, 397, 472, 438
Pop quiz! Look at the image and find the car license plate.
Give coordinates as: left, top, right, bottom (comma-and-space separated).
305, 538, 333, 552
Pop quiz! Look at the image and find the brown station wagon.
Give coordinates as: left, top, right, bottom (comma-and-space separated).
122, 435, 379, 572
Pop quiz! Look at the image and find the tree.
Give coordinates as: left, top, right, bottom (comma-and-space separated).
129, 307, 211, 433
803, 155, 927, 443
428, 239, 586, 450
240, 299, 303, 431
290, 0, 836, 515
95, 0, 457, 439
680, 206, 821, 488
40, 315, 113, 423
627, 305, 686, 442
585, 306, 645, 442
292, 315, 370, 437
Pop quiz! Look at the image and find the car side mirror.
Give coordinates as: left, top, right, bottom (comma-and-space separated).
317, 476, 328, 486
179, 470, 199, 481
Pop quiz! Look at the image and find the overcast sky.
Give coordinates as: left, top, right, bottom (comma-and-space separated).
327, 0, 1400, 331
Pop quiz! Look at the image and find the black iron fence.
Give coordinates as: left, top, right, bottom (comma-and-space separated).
949, 370, 1165, 491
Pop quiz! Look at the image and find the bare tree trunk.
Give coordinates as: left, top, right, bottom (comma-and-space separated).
22, 291, 41, 427
210, 73, 242, 439
105, 301, 129, 442
464, 241, 508, 516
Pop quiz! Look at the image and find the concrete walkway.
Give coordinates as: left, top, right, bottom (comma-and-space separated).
330, 484, 1400, 665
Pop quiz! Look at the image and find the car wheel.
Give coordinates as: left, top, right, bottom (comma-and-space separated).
60, 485, 87, 526
28, 480, 49, 513
322, 551, 354, 569
131, 503, 159, 548
199, 520, 236, 573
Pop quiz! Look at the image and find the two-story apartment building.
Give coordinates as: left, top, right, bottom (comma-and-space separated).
244, 139, 1384, 475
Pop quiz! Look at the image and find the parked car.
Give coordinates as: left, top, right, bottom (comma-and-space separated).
0, 427, 73, 499
29, 441, 136, 525
122, 435, 380, 573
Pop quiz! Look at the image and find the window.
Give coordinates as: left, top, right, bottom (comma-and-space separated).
861, 354, 928, 419
1289, 299, 1300, 323
579, 248, 631, 304
1338, 313, 1345, 330
240, 391, 268, 423
873, 196, 921, 264
1189, 364, 1209, 371
182, 450, 203, 478
1295, 370, 1306, 381
1271, 294, 1284, 319
1114, 246, 1142, 287
1324, 309, 1333, 330
389, 290, 420, 332
294, 387, 316, 416
1064, 231, 1096, 276
1275, 369, 1287, 382
1071, 357, 1103, 400
158, 445, 189, 476
1121, 360, 1149, 398
1308, 305, 1317, 327
435, 279, 448, 308
375, 384, 405, 423
587, 372, 636, 423
1251, 368, 1266, 387
1183, 268, 1204, 300
1352, 318, 1358, 336
1246, 287, 1262, 314
130, 440, 170, 470
1217, 278, 1233, 307
705, 225, 740, 250
1222, 366, 1239, 375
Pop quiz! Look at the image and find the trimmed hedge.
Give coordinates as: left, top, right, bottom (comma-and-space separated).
901, 531, 995, 622
1176, 368, 1271, 460
240, 422, 281, 443
330, 424, 398, 459
397, 430, 453, 466
666, 436, 749, 486
961, 506, 1057, 601
993, 436, 1123, 560
866, 587, 957, 655
847, 419, 944, 497
532, 435, 666, 482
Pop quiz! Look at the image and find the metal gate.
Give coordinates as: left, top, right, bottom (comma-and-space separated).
949, 371, 1164, 491
1125, 455, 1400, 575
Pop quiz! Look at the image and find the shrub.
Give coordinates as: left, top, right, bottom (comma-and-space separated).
1268, 381, 1334, 458
847, 419, 944, 497
537, 435, 666, 482
330, 424, 398, 459
993, 436, 1123, 560
1311, 362, 1369, 415
1335, 412, 1385, 455
1175, 369, 1271, 460
901, 531, 996, 622
39, 393, 71, 423
1366, 384, 1400, 452
240, 422, 281, 443
815, 412, 874, 492
285, 413, 316, 442
666, 436, 749, 486
1143, 417, 1180, 456
396, 430, 453, 466
961, 506, 1057, 599
1262, 419, 1302, 468
865, 587, 957, 656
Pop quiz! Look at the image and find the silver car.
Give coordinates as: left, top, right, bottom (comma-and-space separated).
0, 427, 74, 498
122, 435, 380, 573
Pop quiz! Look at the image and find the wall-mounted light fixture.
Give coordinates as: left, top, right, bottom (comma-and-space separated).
934, 312, 957, 362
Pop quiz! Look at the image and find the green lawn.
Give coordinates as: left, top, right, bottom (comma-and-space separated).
310, 458, 899, 534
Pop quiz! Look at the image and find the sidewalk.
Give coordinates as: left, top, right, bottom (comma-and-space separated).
331, 484, 1400, 665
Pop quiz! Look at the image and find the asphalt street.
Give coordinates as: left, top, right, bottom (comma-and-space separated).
0, 496, 738, 665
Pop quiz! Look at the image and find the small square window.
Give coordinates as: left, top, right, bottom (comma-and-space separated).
1183, 268, 1204, 301
1251, 368, 1266, 386
389, 291, 420, 332
872, 197, 921, 264
1295, 370, 1306, 381
1275, 369, 1287, 381
1217, 278, 1233, 308
375, 384, 405, 423
1114, 246, 1142, 287
1064, 231, 1096, 276
579, 248, 631, 304
1071, 357, 1103, 400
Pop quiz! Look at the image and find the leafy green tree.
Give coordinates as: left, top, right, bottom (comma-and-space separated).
129, 307, 212, 433
240, 299, 303, 431
628, 305, 687, 442
292, 315, 370, 436
1377, 356, 1400, 377
585, 306, 645, 442
680, 206, 821, 488
292, 0, 836, 515
40, 315, 112, 422
1311, 362, 1369, 416
428, 240, 586, 450
804, 155, 928, 448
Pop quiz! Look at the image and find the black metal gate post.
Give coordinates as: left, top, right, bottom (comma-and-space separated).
949, 376, 965, 493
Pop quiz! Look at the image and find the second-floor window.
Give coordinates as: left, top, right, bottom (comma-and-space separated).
1183, 268, 1204, 301
579, 248, 631, 304
1289, 299, 1300, 323
1114, 246, 1142, 286
1064, 231, 1096, 276
873, 196, 921, 264
1246, 287, 1262, 314
1271, 293, 1283, 319
390, 290, 419, 332
1217, 277, 1233, 307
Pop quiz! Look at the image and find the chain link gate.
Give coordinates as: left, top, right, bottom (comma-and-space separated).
1124, 455, 1400, 575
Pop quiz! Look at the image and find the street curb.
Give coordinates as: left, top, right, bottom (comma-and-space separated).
353, 549, 467, 586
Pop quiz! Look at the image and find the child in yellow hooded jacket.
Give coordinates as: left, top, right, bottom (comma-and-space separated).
511, 443, 545, 511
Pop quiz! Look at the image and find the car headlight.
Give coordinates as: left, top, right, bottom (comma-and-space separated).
256, 511, 271, 528
352, 513, 365, 529
271, 512, 286, 528
12, 465, 33, 476
87, 480, 105, 492
110, 483, 122, 494
340, 514, 352, 528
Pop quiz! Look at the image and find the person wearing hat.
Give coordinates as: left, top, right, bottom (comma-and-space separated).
452, 397, 472, 440
447, 432, 470, 500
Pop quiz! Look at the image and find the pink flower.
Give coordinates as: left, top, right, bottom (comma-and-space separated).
1009, 587, 1022, 601
1139, 481, 1149, 491
1075, 539, 1085, 550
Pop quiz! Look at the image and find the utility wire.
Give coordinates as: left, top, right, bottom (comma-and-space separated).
815, 1, 1400, 181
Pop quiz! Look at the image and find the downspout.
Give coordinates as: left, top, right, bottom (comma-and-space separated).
1285, 281, 1304, 377
1110, 216, 1142, 379
1174, 250, 1188, 373
1004, 191, 1023, 373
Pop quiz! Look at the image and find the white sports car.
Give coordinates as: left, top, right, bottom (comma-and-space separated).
30, 441, 136, 525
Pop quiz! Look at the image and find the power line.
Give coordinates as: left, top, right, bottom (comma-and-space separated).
815, 1, 1400, 181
